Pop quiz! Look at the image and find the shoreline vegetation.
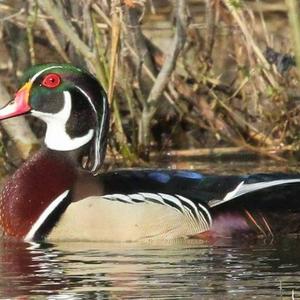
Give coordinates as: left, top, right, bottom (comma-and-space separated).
0, 0, 300, 174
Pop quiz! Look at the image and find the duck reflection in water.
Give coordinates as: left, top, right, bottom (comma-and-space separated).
0, 239, 217, 298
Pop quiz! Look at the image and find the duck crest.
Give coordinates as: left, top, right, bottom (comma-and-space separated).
0, 149, 77, 239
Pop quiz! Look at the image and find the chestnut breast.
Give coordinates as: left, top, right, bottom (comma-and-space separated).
0, 149, 77, 239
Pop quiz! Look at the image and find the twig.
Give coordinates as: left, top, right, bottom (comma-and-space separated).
91, 12, 109, 90
122, 4, 157, 77
138, 0, 188, 149
91, 3, 112, 27
211, 91, 275, 146
39, 0, 94, 61
0, 8, 25, 22
92, 3, 180, 111
222, 0, 278, 88
39, 18, 70, 62
147, 0, 187, 106
204, 0, 216, 61
285, 0, 300, 75
108, 0, 121, 104
255, 0, 270, 45
109, 1, 137, 163
26, 0, 38, 65
150, 145, 291, 160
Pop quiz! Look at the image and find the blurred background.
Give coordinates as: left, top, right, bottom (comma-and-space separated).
0, 0, 299, 174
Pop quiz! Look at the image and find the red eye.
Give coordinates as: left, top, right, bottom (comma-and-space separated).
41, 73, 61, 88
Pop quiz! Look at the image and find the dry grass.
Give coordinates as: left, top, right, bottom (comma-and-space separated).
0, 0, 300, 167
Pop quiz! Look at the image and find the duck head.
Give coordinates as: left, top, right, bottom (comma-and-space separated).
0, 64, 109, 174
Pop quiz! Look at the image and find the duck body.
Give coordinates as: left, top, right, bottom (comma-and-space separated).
2, 146, 300, 242
1, 63, 300, 242
53, 170, 300, 241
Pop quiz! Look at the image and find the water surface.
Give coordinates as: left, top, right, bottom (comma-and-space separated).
0, 239, 300, 299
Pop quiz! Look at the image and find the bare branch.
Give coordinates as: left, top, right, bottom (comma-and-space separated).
138, 0, 188, 151
146, 0, 188, 108
39, 18, 70, 62
39, 0, 94, 61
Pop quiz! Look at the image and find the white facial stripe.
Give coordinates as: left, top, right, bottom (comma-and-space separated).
30, 65, 64, 83
75, 86, 100, 172
75, 86, 97, 113
24, 190, 70, 241
75, 86, 107, 172
94, 93, 107, 171
32, 91, 94, 151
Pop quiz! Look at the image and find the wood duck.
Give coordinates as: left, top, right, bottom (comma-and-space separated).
1, 63, 300, 242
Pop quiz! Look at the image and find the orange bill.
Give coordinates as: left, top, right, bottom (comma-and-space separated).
0, 82, 32, 120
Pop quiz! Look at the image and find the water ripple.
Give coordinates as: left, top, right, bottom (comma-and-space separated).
0, 239, 300, 298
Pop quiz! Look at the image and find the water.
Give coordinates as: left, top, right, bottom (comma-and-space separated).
0, 239, 300, 299
1, 160, 300, 299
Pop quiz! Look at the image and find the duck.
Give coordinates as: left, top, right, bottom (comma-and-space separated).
1, 63, 300, 242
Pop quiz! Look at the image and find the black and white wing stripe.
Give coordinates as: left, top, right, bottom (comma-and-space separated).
209, 178, 300, 208
102, 192, 212, 232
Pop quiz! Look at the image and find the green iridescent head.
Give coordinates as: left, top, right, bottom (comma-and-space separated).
0, 63, 109, 174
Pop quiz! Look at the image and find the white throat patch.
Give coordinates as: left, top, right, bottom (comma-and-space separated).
32, 91, 94, 151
